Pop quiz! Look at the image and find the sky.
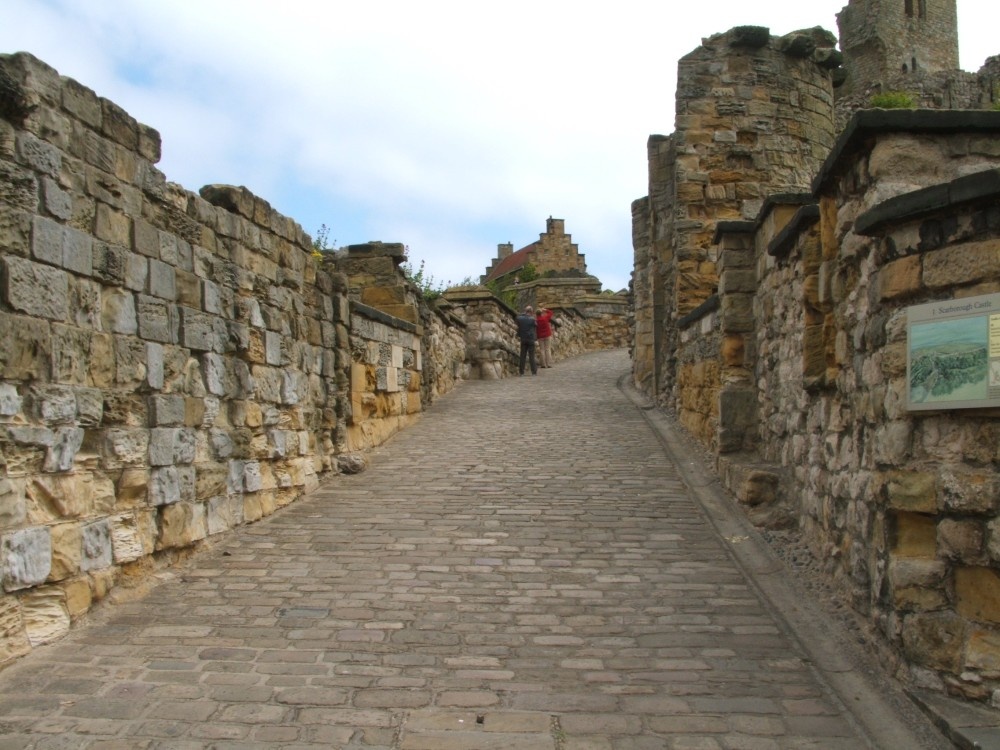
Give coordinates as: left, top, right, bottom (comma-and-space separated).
1, 1, 994, 294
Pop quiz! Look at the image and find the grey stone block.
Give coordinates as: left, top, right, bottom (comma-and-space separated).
0, 383, 21, 416
265, 330, 282, 366
149, 466, 181, 506
149, 394, 185, 426
41, 177, 72, 220
81, 520, 112, 571
102, 289, 138, 334
125, 253, 147, 291
148, 258, 177, 300
44, 426, 84, 472
62, 226, 93, 276
1, 526, 51, 591
25, 386, 74, 424
146, 342, 164, 389
30, 215, 63, 266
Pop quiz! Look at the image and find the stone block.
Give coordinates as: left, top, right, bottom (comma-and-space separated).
1, 526, 51, 592
923, 240, 1000, 290
80, 519, 112, 571
44, 426, 84, 472
16, 131, 61, 177
879, 255, 922, 300
889, 557, 948, 611
0, 595, 30, 663
966, 629, 1000, 673
125, 253, 147, 291
0, 312, 49, 381
181, 306, 225, 353
2, 256, 69, 321
110, 513, 144, 563
102, 428, 149, 469
94, 203, 130, 246
48, 522, 81, 581
956, 567, 1000, 625
136, 294, 177, 344
149, 394, 185, 427
31, 214, 63, 265
902, 611, 968, 672
62, 226, 93, 276
157, 502, 207, 550
101, 289, 137, 334
20, 586, 70, 646
938, 519, 984, 561
265, 330, 283, 366
207, 494, 243, 535
61, 577, 93, 620
149, 466, 181, 506
148, 257, 176, 300
25, 473, 88, 521
893, 512, 937, 558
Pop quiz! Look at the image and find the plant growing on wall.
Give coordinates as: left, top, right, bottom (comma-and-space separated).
401, 258, 448, 302
869, 91, 915, 109
311, 224, 335, 260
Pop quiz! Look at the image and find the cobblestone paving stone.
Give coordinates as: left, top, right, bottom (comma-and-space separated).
0, 350, 946, 748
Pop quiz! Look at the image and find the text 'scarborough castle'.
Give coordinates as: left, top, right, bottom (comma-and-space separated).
0, 0, 998, 709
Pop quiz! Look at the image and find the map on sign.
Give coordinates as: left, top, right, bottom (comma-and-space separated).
907, 293, 1000, 411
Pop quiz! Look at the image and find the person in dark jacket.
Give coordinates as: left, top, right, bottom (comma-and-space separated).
535, 307, 554, 368
515, 305, 538, 375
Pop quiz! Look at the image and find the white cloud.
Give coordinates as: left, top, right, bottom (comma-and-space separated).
1, 0, 994, 294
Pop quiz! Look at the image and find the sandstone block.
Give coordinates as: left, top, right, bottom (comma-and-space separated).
2, 256, 69, 321
879, 255, 922, 300
0, 312, 50, 381
889, 557, 948, 611
893, 512, 937, 558
966, 629, 1000, 675
20, 586, 70, 646
956, 567, 1000, 625
923, 240, 1000, 290
61, 577, 93, 619
136, 294, 177, 344
94, 203, 130, 246
157, 502, 206, 550
0, 594, 30, 662
902, 611, 968, 672
48, 522, 81, 581
110, 512, 151, 563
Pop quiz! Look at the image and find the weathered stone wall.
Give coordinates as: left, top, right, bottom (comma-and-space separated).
750, 111, 1000, 701
632, 26, 840, 407
0, 51, 351, 660
346, 303, 422, 453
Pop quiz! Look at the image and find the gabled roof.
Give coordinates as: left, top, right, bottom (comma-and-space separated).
484, 242, 537, 283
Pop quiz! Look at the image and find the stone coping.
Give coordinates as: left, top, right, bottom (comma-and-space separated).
767, 203, 821, 258
713, 220, 755, 245
677, 294, 720, 329
349, 300, 422, 334
813, 109, 1000, 195
854, 168, 1000, 235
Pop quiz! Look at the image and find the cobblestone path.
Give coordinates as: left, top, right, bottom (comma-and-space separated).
0, 349, 948, 748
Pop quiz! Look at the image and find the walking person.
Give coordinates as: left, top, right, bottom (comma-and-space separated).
536, 307, 554, 368
515, 305, 538, 375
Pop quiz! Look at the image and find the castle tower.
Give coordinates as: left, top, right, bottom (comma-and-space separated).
837, 0, 959, 95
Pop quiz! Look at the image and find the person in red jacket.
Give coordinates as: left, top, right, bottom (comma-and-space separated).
535, 307, 555, 368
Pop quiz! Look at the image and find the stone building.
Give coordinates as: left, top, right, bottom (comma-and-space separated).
481, 217, 589, 287
837, 0, 959, 93
630, 1, 1000, 703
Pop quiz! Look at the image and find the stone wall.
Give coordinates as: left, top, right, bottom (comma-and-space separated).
0, 51, 351, 660
713, 111, 1000, 700
346, 303, 422, 453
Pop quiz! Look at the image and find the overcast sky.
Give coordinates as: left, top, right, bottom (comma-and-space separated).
2, 1, 994, 293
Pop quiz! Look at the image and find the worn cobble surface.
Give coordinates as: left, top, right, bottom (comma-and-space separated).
0, 350, 951, 749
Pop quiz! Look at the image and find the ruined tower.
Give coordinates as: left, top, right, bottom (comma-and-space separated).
837, 0, 959, 94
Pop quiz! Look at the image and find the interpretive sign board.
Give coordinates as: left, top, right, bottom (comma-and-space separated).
907, 292, 1000, 411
